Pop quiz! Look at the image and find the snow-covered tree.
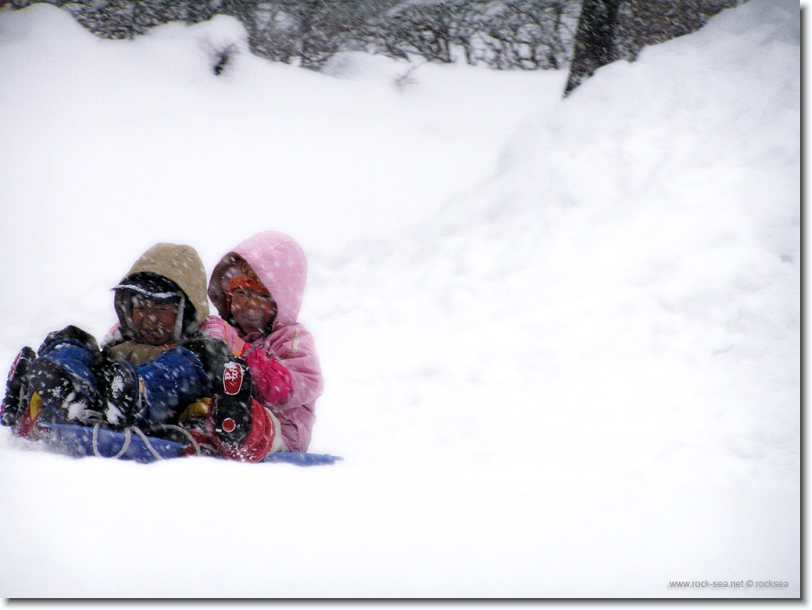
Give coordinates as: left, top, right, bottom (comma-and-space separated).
5, 0, 747, 76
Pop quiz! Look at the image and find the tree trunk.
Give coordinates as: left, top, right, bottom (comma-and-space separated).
564, 0, 621, 96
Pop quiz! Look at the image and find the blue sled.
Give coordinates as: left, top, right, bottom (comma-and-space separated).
36, 421, 342, 466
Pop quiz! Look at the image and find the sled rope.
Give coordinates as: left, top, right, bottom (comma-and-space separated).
92, 423, 131, 459
89, 422, 203, 461
131, 426, 165, 461
149, 423, 202, 456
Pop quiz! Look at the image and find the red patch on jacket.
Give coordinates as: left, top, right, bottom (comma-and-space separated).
223, 362, 244, 395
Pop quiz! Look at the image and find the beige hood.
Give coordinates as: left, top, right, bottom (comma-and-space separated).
113, 243, 210, 340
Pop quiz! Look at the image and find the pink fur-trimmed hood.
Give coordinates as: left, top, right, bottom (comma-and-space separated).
208, 231, 308, 329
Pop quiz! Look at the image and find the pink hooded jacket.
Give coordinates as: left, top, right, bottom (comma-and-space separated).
201, 231, 323, 453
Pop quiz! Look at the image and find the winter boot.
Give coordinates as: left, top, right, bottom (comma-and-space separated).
210, 358, 253, 447
38, 325, 100, 357
131, 346, 210, 426
1, 346, 36, 427
96, 359, 143, 429
26, 326, 101, 424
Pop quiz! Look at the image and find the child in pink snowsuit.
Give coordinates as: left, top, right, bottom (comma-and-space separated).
199, 231, 323, 461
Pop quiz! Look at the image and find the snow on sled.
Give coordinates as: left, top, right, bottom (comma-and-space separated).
36, 421, 342, 466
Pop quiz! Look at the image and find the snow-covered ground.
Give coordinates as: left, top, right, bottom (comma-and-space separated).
0, 0, 800, 598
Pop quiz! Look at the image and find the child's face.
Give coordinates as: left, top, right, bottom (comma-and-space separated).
131, 296, 179, 346
230, 285, 276, 336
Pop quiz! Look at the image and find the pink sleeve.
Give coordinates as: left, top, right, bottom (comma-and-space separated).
261, 325, 323, 453
199, 316, 248, 357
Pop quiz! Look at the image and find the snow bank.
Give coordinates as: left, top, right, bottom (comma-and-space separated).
0, 0, 799, 598
311, 0, 799, 484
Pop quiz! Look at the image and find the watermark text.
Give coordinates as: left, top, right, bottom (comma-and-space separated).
669, 580, 789, 589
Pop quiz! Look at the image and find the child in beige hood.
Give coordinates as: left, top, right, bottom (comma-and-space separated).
1, 243, 227, 438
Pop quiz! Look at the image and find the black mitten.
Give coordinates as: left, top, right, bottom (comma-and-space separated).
178, 335, 231, 388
